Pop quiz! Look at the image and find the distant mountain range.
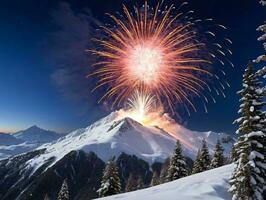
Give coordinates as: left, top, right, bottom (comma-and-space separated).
0, 133, 23, 145
0, 126, 63, 159
13, 125, 62, 143
0, 111, 235, 200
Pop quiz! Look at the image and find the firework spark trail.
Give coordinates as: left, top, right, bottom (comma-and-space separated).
127, 90, 156, 117
118, 90, 160, 126
89, 0, 233, 115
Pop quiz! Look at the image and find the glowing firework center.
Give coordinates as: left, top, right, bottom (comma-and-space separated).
127, 42, 164, 85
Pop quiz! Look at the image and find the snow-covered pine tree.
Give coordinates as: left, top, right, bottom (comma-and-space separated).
57, 179, 70, 200
254, 0, 266, 80
255, 0, 266, 99
230, 144, 236, 163
125, 173, 137, 192
97, 160, 121, 197
167, 140, 188, 181
256, 0, 266, 133
192, 140, 211, 173
150, 171, 160, 186
230, 147, 253, 199
192, 150, 202, 174
211, 140, 224, 168
136, 176, 144, 190
229, 63, 266, 200
256, 2, 266, 197
199, 139, 211, 171
254, 0, 266, 65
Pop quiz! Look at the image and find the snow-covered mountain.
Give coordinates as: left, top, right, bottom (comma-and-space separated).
0, 126, 63, 159
100, 164, 234, 200
27, 111, 234, 172
167, 125, 235, 159
0, 112, 235, 200
13, 125, 62, 143
28, 115, 175, 171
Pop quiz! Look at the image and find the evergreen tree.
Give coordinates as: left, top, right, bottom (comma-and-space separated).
97, 160, 121, 197
192, 140, 211, 173
125, 173, 137, 192
136, 176, 144, 190
199, 139, 211, 171
229, 63, 266, 200
230, 139, 253, 199
230, 144, 237, 163
211, 140, 224, 168
255, 0, 266, 119
192, 150, 202, 174
150, 171, 160, 186
167, 140, 188, 181
256, 0, 266, 61
57, 179, 70, 200
255, 0, 266, 128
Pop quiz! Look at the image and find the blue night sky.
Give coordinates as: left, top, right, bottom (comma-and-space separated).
0, 0, 265, 134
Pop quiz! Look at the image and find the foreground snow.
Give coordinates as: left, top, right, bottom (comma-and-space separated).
100, 164, 234, 200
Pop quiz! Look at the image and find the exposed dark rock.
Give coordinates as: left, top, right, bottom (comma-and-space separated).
18, 151, 105, 200
0, 150, 105, 200
116, 153, 153, 190
0, 149, 47, 199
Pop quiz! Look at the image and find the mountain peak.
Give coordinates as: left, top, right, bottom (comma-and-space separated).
118, 117, 143, 132
123, 117, 143, 125
27, 125, 42, 131
105, 116, 143, 134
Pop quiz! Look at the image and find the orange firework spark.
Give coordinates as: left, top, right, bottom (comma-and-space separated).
90, 1, 232, 114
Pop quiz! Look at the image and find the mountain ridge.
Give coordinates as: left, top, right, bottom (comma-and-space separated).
22, 111, 234, 175
0, 126, 63, 160
13, 125, 62, 143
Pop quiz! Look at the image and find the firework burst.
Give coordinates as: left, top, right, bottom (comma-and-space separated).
90, 1, 232, 115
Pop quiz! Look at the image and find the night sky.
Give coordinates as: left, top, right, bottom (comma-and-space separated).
0, 0, 265, 134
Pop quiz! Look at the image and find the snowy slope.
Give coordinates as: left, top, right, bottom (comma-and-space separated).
28, 113, 177, 170
100, 164, 234, 200
26, 111, 234, 172
0, 142, 37, 159
170, 125, 234, 159
0, 132, 38, 159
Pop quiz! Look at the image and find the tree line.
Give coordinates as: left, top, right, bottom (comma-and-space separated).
96, 138, 227, 198
46, 138, 227, 200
